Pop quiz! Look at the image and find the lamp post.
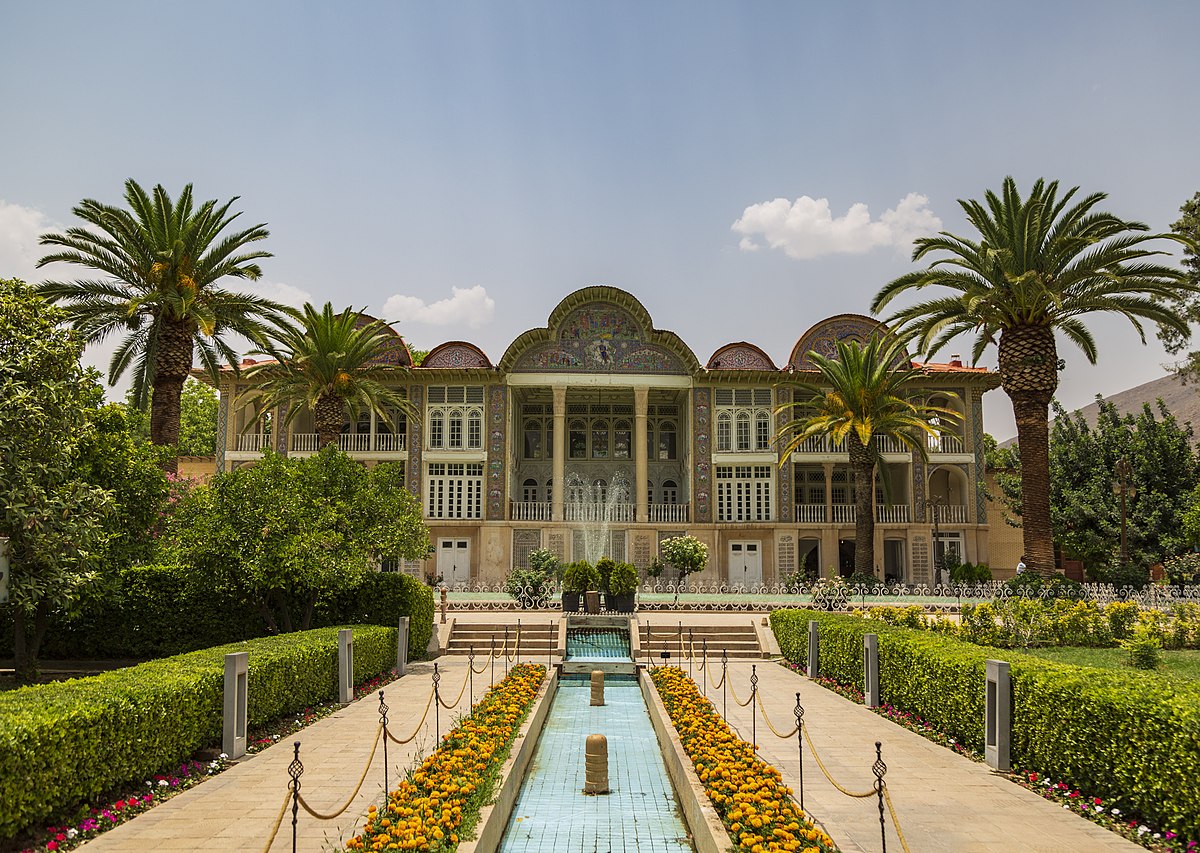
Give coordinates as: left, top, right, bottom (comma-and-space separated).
1113, 457, 1136, 566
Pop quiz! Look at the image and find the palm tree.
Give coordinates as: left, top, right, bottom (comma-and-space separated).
243, 303, 415, 447
872, 176, 1196, 576
36, 179, 288, 471
778, 336, 959, 577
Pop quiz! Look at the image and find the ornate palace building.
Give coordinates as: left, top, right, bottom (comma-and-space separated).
211, 286, 1000, 587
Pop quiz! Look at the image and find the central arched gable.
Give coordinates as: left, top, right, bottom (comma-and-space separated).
788, 314, 895, 371
499, 285, 700, 375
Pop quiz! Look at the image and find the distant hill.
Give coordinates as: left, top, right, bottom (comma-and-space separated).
999, 374, 1200, 447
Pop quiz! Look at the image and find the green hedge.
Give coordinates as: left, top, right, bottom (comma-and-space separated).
0, 626, 397, 842
771, 610, 1200, 840
0, 565, 433, 661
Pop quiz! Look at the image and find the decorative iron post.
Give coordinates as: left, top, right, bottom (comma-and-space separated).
432, 663, 441, 744
702, 638, 709, 696
378, 691, 390, 794
873, 740, 888, 853
468, 646, 475, 708
688, 629, 694, 677
504, 627, 510, 677
490, 635, 496, 686
750, 664, 758, 748
288, 741, 304, 853
794, 692, 805, 810
721, 648, 728, 719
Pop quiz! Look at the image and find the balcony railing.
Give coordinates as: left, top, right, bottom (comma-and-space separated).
792, 435, 833, 453
649, 503, 689, 524
565, 503, 635, 523
235, 433, 271, 452
511, 501, 552, 521
339, 433, 372, 452
874, 436, 908, 454
373, 433, 406, 452
832, 505, 856, 523
876, 504, 910, 523
928, 434, 965, 453
795, 505, 827, 523
790, 435, 910, 454
932, 504, 969, 524
291, 433, 320, 452
288, 433, 407, 453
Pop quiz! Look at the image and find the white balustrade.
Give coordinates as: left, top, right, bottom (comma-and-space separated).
235, 433, 270, 452
875, 504, 911, 523
648, 503, 690, 523
565, 503, 635, 523
373, 433, 406, 452
832, 504, 856, 523
874, 435, 908, 454
290, 433, 320, 452
511, 501, 552, 521
934, 504, 969, 524
929, 433, 965, 453
338, 433, 372, 452
794, 505, 827, 523
793, 435, 832, 453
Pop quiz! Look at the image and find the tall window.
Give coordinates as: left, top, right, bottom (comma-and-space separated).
426, 386, 484, 450
522, 478, 539, 502
716, 465, 773, 522
426, 462, 483, 519
613, 420, 631, 459
714, 388, 772, 452
523, 419, 543, 459
661, 479, 679, 504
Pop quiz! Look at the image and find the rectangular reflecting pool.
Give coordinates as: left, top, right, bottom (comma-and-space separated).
498, 674, 692, 852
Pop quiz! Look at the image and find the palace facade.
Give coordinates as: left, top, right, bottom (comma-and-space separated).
210, 286, 1000, 586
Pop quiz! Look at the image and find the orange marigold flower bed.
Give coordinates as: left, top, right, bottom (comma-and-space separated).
650, 666, 839, 853
346, 663, 546, 852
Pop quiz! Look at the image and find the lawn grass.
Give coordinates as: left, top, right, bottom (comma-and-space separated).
1020, 645, 1200, 681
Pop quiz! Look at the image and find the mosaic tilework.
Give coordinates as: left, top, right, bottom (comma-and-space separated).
498, 677, 691, 853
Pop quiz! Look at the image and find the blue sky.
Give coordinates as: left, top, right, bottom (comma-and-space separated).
2, 1, 1199, 439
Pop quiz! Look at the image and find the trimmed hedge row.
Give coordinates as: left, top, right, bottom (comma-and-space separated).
770, 610, 1200, 840
0, 626, 398, 842
0, 565, 433, 661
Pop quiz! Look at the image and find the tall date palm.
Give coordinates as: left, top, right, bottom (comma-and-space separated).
872, 176, 1196, 576
36, 179, 289, 471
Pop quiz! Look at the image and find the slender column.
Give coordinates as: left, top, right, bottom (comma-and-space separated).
552, 385, 566, 522
823, 463, 833, 524
634, 386, 649, 523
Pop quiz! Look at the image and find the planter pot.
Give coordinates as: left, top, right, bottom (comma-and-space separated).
584, 591, 602, 614
608, 593, 636, 613
562, 591, 582, 612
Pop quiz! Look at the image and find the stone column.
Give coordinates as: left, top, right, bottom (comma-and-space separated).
634, 386, 649, 523
552, 385, 566, 522
823, 463, 834, 524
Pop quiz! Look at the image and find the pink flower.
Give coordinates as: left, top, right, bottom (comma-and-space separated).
47, 844, 58, 851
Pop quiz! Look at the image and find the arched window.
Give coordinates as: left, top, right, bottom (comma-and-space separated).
429, 411, 444, 449
662, 479, 678, 504
569, 419, 587, 459
717, 412, 732, 452
522, 478, 539, 502
523, 419, 542, 459
468, 411, 482, 449
658, 420, 677, 460
613, 419, 631, 459
448, 408, 464, 449
756, 412, 771, 450
356, 411, 372, 435
591, 419, 609, 458
736, 412, 751, 451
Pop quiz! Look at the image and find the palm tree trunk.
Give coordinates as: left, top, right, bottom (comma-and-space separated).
315, 392, 345, 448
848, 433, 875, 575
150, 316, 195, 473
999, 325, 1059, 577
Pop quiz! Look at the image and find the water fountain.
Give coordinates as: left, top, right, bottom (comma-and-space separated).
563, 469, 631, 565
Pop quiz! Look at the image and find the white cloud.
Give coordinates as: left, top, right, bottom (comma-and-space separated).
241, 279, 313, 309
0, 198, 59, 282
381, 285, 495, 329
732, 192, 942, 260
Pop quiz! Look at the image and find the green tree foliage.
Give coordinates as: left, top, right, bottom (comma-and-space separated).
0, 279, 112, 682
1160, 190, 1200, 379
36, 179, 290, 471
777, 335, 959, 574
874, 176, 1196, 576
990, 399, 1200, 580
121, 378, 220, 456
165, 446, 429, 633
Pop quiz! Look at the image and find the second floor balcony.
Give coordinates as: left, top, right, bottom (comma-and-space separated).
289, 433, 408, 454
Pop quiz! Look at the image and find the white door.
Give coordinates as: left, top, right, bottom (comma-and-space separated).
437, 539, 471, 586
729, 541, 763, 590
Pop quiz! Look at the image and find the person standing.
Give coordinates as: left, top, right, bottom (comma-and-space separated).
1016, 555, 1027, 575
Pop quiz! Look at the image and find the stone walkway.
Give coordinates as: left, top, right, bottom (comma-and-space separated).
80, 612, 1142, 852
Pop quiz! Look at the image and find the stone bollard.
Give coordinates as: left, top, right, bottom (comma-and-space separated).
985, 659, 1011, 771
807, 620, 820, 679
583, 734, 610, 794
223, 652, 249, 759
338, 629, 355, 705
590, 669, 605, 706
863, 633, 879, 708
440, 586, 448, 624
397, 616, 410, 676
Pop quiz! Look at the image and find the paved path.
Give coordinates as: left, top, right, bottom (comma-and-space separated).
81, 612, 1140, 852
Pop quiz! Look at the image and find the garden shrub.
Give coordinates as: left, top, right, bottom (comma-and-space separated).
770, 610, 1200, 840
865, 605, 926, 628
1105, 601, 1140, 641
0, 626, 398, 842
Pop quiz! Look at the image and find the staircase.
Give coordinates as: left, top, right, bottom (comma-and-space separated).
638, 621, 764, 660
445, 621, 560, 658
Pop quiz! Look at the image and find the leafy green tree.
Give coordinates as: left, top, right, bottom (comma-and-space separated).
35, 179, 290, 471
989, 399, 1199, 580
244, 303, 414, 447
1160, 191, 1200, 379
777, 336, 959, 575
0, 279, 112, 682
659, 535, 709, 594
122, 378, 220, 456
166, 446, 428, 633
874, 176, 1196, 576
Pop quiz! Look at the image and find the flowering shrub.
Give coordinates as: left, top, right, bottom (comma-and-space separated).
348, 663, 546, 851
649, 667, 838, 853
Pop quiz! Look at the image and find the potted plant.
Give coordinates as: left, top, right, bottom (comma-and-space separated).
595, 557, 616, 596
561, 561, 597, 612
503, 567, 552, 608
606, 561, 639, 612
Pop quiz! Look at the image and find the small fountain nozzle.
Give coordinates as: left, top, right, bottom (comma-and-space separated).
583, 733, 610, 794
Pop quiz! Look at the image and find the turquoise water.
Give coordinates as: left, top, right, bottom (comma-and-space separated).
566, 628, 631, 660
498, 675, 692, 853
